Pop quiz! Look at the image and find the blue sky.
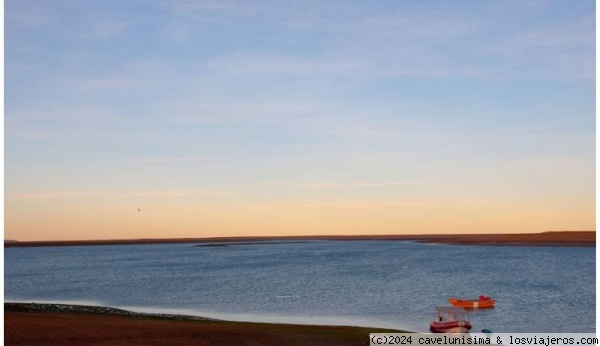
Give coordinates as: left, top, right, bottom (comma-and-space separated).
5, 0, 595, 240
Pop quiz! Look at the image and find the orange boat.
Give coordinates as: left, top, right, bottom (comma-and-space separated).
449, 295, 495, 309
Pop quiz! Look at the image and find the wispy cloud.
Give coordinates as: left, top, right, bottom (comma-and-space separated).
247, 199, 435, 210
300, 181, 419, 189
166, 0, 255, 20
5, 107, 124, 141
5, 1, 59, 30
165, 100, 332, 125
6, 107, 115, 124
204, 54, 366, 77
484, 16, 595, 79
6, 190, 193, 201
75, 76, 135, 90
243, 181, 417, 190
190, 2, 594, 81
162, 0, 256, 42
84, 18, 129, 39
141, 157, 226, 164
69, 60, 174, 92
351, 7, 595, 80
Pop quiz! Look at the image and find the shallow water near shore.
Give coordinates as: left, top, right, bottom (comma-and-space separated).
4, 241, 595, 332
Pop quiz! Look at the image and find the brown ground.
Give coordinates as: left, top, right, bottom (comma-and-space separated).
4, 308, 399, 346
4, 231, 595, 247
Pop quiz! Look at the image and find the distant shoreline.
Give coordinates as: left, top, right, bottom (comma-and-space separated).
5, 302, 404, 345
4, 231, 595, 248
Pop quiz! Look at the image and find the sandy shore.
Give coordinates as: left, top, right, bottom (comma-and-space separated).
4, 303, 402, 345
4, 231, 595, 247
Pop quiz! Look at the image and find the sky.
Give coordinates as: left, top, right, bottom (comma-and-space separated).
5, 0, 596, 241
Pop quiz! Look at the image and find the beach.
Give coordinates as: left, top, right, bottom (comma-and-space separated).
4, 231, 595, 248
4, 303, 401, 346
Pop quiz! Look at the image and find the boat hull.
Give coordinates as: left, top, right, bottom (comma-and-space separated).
429, 321, 472, 333
449, 298, 495, 309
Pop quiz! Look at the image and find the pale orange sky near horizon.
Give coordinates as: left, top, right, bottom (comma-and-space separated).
5, 193, 595, 241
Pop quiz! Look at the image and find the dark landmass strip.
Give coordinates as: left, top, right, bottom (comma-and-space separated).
4, 303, 403, 346
5, 231, 595, 248
195, 241, 311, 247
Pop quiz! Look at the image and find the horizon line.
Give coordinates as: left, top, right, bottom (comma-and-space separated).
4, 230, 595, 246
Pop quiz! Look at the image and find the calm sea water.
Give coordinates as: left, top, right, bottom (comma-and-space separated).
4, 241, 595, 332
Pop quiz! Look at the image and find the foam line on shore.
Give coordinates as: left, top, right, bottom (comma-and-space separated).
121, 305, 412, 331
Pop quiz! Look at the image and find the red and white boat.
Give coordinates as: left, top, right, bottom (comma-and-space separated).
429, 306, 472, 333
